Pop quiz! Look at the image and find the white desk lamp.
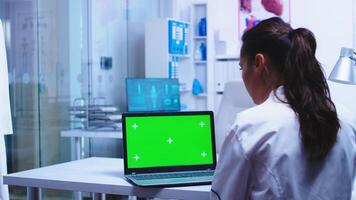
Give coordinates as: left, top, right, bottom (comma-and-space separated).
0, 19, 13, 200
328, 47, 356, 84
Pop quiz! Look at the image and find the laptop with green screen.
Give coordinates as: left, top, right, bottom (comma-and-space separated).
122, 111, 217, 187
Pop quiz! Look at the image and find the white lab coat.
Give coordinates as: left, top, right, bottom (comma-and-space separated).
211, 87, 356, 200
0, 20, 13, 200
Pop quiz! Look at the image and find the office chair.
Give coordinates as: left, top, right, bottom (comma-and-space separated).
215, 81, 254, 153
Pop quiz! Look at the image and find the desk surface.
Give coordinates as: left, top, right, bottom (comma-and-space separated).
61, 129, 122, 139
4, 157, 211, 200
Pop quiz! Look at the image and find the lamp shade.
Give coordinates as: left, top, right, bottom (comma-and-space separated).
328, 47, 356, 85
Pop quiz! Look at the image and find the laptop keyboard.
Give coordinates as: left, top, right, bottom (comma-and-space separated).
130, 171, 214, 180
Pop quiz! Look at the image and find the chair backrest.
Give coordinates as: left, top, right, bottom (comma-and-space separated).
215, 81, 254, 153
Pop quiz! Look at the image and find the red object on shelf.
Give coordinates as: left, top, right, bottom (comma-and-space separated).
241, 0, 252, 13
261, 0, 283, 16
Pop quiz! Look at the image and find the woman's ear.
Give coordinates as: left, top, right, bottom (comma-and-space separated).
253, 53, 268, 73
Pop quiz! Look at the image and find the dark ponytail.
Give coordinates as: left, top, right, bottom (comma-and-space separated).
241, 17, 340, 160
284, 28, 340, 160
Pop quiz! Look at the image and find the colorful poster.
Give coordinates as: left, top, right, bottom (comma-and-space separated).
238, 0, 290, 39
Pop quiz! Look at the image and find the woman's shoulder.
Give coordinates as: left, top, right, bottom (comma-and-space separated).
235, 95, 295, 127
231, 98, 298, 157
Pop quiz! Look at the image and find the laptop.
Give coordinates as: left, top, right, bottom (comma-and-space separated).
126, 78, 181, 112
122, 111, 217, 187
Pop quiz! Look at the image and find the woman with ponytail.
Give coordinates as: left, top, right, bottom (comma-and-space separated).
211, 17, 356, 200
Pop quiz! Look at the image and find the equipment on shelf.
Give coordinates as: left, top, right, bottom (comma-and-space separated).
126, 78, 181, 112
69, 98, 122, 130
198, 17, 207, 36
192, 78, 204, 95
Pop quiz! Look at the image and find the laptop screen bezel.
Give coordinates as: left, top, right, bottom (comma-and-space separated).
125, 78, 181, 112
122, 111, 217, 175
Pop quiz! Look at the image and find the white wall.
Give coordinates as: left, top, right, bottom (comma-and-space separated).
290, 0, 356, 114
127, 0, 160, 78
209, 0, 356, 114
90, 0, 128, 110
210, 0, 239, 56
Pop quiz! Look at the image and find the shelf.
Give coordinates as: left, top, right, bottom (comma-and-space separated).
194, 93, 207, 97
194, 60, 207, 64
194, 36, 207, 40
190, 3, 208, 110
61, 129, 122, 139
194, 3, 207, 6
169, 54, 190, 58
216, 54, 240, 61
180, 89, 192, 93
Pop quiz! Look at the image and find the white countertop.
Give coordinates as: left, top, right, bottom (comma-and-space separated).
4, 157, 211, 199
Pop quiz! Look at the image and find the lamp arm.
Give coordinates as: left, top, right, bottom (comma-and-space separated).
351, 51, 356, 62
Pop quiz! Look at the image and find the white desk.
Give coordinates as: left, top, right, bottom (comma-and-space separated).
61, 130, 123, 200
4, 157, 211, 200
61, 129, 122, 159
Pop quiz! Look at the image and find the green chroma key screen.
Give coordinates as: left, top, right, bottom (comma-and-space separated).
125, 114, 214, 169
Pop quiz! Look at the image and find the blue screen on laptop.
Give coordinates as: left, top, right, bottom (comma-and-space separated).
126, 78, 180, 112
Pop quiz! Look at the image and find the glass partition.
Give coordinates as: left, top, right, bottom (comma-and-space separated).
1, 0, 43, 198
1, 0, 160, 199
